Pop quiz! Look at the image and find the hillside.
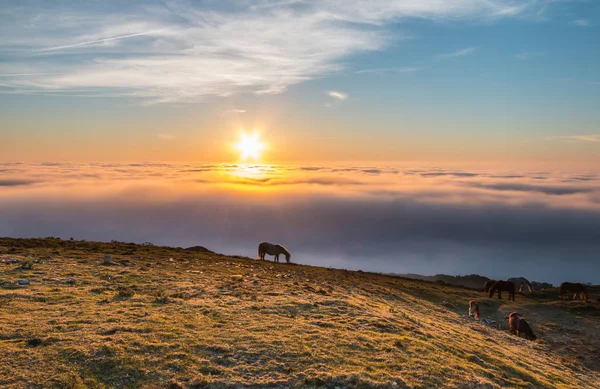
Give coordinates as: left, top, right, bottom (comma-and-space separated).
388, 273, 491, 290
1, 238, 599, 389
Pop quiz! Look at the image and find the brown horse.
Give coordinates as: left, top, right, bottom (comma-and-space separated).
257, 242, 291, 263
488, 280, 515, 301
559, 282, 588, 301
484, 279, 496, 293
468, 300, 480, 320
509, 312, 536, 340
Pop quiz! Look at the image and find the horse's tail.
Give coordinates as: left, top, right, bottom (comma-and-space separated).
488, 283, 496, 298
581, 286, 588, 301
559, 282, 566, 297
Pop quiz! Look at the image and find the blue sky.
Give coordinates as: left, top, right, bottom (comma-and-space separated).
0, 0, 598, 163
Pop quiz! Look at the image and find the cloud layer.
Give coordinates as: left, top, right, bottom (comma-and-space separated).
0, 161, 599, 284
0, 1, 543, 103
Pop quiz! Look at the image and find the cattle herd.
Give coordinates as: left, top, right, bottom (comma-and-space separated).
467, 278, 590, 341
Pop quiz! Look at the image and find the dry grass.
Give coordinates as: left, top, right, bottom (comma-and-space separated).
1, 238, 599, 388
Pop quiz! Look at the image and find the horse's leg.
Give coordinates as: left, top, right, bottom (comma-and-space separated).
498, 290, 502, 300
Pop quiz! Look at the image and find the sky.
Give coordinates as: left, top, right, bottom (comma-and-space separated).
0, 0, 599, 164
1, 1, 599, 283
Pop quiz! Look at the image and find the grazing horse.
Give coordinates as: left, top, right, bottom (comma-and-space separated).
488, 280, 515, 301
509, 312, 537, 340
484, 279, 497, 293
257, 242, 291, 263
468, 300, 480, 320
507, 277, 533, 293
559, 282, 588, 301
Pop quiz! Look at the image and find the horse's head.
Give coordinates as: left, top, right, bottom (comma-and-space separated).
529, 332, 537, 341
284, 251, 291, 263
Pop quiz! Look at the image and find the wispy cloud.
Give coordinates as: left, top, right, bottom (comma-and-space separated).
573, 19, 592, 27
435, 47, 479, 61
157, 133, 175, 141
545, 135, 600, 143
0, 73, 61, 77
36, 30, 162, 53
355, 66, 421, 75
328, 91, 348, 101
0, 1, 543, 103
230, 109, 247, 114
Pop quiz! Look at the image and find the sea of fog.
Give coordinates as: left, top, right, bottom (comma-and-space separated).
1, 162, 599, 285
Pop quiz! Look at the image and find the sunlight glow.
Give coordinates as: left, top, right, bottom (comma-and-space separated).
235, 133, 264, 160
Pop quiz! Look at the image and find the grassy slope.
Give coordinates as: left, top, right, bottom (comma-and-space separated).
1, 238, 599, 389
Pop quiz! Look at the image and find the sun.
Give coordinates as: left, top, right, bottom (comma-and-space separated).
235, 132, 264, 160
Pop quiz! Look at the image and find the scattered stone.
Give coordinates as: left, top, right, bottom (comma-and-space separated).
17, 280, 30, 286
103, 254, 112, 265
63, 278, 76, 285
